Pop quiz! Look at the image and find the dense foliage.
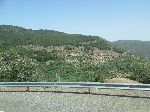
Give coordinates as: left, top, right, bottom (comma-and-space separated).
0, 25, 123, 53
94, 54, 150, 83
0, 25, 150, 83
0, 50, 39, 81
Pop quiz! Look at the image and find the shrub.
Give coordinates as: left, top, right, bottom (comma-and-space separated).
0, 50, 39, 82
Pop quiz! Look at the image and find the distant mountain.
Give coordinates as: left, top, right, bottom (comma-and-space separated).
113, 40, 150, 58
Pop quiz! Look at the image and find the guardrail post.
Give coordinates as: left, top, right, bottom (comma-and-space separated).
26, 86, 30, 92
88, 88, 91, 94
53, 84, 56, 89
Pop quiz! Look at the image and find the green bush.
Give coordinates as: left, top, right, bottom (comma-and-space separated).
0, 50, 39, 82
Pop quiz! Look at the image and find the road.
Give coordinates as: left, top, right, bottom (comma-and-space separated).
0, 87, 150, 112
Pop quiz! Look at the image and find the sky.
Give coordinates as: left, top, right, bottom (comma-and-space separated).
0, 0, 150, 41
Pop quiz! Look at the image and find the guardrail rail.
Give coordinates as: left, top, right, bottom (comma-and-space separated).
0, 82, 150, 92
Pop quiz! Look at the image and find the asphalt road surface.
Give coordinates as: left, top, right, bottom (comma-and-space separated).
0, 87, 150, 112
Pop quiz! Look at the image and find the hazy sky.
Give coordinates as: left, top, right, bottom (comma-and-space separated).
0, 0, 150, 41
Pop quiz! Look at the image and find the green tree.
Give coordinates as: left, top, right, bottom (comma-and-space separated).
0, 50, 39, 82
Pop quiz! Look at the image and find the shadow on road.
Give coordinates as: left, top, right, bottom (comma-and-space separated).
0, 89, 150, 99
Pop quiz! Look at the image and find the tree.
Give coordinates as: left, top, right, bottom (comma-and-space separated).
0, 50, 39, 82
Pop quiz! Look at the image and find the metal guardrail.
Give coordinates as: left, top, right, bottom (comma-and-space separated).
0, 82, 150, 91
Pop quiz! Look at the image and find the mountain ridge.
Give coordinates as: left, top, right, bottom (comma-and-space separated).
113, 40, 150, 58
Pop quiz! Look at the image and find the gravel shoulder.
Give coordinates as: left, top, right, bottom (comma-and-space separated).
0, 87, 150, 112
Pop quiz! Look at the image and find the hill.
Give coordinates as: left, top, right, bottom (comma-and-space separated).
113, 40, 150, 58
1, 25, 150, 83
0, 25, 122, 52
